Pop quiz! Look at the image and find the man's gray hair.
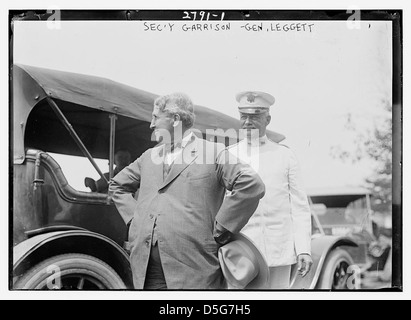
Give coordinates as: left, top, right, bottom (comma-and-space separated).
154, 92, 195, 128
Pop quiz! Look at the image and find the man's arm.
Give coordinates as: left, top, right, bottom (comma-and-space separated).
109, 157, 142, 225
288, 149, 313, 276
213, 149, 265, 241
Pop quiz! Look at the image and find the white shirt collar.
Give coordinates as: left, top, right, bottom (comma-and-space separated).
164, 131, 193, 154
180, 131, 194, 148
163, 131, 194, 165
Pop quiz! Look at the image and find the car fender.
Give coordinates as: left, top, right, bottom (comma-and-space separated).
290, 235, 358, 289
13, 229, 133, 289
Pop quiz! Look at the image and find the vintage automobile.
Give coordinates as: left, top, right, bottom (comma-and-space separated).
11, 63, 286, 290
12, 64, 359, 290
290, 187, 376, 290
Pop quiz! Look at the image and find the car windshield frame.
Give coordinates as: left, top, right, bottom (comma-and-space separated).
309, 190, 373, 236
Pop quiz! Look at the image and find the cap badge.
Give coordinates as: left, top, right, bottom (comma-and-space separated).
247, 94, 256, 103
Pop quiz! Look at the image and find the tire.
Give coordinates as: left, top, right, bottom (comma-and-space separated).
14, 253, 127, 290
316, 248, 358, 290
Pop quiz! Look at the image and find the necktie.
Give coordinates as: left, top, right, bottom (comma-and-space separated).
163, 142, 182, 178
163, 161, 171, 178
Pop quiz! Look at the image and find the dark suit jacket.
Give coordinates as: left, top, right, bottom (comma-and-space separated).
109, 134, 265, 289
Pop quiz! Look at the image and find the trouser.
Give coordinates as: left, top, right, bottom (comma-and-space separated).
143, 243, 167, 290
268, 265, 292, 289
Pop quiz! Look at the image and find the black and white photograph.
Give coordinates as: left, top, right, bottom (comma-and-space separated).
4, 1, 407, 302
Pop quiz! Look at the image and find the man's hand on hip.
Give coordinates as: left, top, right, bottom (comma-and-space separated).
213, 222, 233, 245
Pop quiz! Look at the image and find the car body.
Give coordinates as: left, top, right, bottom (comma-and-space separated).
309, 187, 376, 267
11, 64, 361, 290
289, 187, 376, 289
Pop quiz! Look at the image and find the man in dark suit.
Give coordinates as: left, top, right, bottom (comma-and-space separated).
109, 92, 265, 289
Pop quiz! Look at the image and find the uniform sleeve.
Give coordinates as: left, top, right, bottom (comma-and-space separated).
109, 157, 142, 225
214, 148, 265, 234
288, 149, 312, 256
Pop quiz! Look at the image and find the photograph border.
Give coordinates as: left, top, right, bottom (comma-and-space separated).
8, 8, 403, 296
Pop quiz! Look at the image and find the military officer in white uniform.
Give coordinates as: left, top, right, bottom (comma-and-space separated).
228, 91, 313, 289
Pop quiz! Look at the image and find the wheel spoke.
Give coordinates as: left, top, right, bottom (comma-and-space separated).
15, 254, 125, 290
77, 277, 85, 290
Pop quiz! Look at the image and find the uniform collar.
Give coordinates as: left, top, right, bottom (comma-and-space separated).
246, 135, 268, 146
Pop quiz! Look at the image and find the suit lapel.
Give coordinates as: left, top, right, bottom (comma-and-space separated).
159, 135, 199, 191
151, 145, 166, 189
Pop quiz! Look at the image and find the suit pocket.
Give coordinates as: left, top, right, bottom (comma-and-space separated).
180, 171, 214, 208
188, 172, 212, 181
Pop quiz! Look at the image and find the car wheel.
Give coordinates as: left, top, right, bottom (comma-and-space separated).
317, 248, 358, 290
14, 253, 127, 290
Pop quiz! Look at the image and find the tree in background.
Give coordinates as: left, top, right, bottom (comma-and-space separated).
330, 98, 392, 224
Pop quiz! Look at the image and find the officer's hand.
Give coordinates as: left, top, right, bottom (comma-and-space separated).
297, 254, 313, 277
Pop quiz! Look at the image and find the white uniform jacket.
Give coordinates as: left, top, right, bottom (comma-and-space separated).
228, 136, 311, 267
